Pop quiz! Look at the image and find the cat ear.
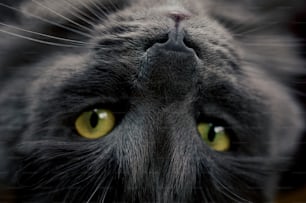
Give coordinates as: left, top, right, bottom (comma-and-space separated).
20, 0, 130, 23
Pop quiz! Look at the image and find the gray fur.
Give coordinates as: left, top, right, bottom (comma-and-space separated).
0, 0, 305, 202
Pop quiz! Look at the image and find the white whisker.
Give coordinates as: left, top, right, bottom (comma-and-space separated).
61, 0, 97, 27
0, 22, 94, 46
234, 22, 281, 37
86, 173, 105, 203
76, 0, 105, 21
241, 42, 302, 47
105, 0, 120, 12
90, 0, 110, 18
99, 178, 113, 203
210, 172, 252, 203
31, 0, 94, 33
0, 28, 85, 47
0, 2, 93, 38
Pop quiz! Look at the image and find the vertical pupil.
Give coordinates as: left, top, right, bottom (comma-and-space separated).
90, 112, 99, 128
207, 125, 216, 142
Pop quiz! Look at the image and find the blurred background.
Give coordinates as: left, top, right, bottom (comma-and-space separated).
276, 3, 306, 202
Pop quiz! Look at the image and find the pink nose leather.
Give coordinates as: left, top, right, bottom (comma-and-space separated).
167, 11, 191, 25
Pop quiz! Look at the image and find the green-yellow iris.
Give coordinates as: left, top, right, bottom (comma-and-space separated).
197, 123, 230, 151
75, 109, 115, 139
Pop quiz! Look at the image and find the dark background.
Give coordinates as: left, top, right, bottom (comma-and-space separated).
279, 5, 306, 192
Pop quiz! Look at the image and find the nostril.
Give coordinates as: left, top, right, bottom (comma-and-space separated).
156, 33, 169, 44
144, 33, 169, 51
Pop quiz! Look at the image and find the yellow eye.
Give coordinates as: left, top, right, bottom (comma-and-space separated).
75, 109, 115, 139
197, 123, 230, 151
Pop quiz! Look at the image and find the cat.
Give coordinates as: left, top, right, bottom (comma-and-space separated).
0, 0, 305, 202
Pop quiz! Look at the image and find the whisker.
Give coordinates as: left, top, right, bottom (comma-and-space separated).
213, 174, 252, 203
90, 0, 116, 18
233, 22, 281, 37
90, 0, 110, 18
86, 172, 110, 203
225, 7, 285, 37
35, 163, 90, 190
31, 0, 94, 33
76, 0, 105, 21
0, 3, 93, 38
240, 42, 303, 47
105, 0, 120, 12
0, 22, 94, 46
61, 0, 98, 26
99, 177, 113, 203
0, 28, 86, 47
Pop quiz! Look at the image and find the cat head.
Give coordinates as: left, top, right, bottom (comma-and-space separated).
0, 0, 305, 202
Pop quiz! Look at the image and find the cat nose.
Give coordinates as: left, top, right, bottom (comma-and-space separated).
156, 29, 193, 53
152, 11, 192, 53
166, 11, 191, 25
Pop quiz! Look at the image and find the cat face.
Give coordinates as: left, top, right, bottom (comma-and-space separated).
0, 0, 304, 202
